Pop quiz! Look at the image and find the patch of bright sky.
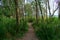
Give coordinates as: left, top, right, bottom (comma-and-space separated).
0, 1, 1, 5
25, 0, 34, 3
50, 0, 58, 16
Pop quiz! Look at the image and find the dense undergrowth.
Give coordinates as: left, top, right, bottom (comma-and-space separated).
0, 16, 28, 40
32, 17, 60, 40
25, 17, 36, 22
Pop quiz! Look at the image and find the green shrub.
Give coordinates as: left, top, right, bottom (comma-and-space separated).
25, 17, 36, 23
33, 18, 60, 40
0, 17, 28, 39
15, 19, 28, 38
0, 22, 7, 40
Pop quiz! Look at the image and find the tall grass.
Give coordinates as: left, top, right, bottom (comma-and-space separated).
0, 16, 28, 40
33, 17, 60, 40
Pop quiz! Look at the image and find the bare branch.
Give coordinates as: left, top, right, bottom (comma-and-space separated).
51, 7, 59, 16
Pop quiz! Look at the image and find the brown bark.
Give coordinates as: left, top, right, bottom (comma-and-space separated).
35, 0, 39, 22
14, 0, 20, 25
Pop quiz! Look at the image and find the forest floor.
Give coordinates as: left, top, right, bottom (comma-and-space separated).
16, 23, 38, 40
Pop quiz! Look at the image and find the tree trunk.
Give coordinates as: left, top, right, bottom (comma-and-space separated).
22, 0, 25, 19
46, 3, 47, 18
58, 2, 60, 19
38, 0, 43, 19
14, 0, 20, 25
47, 0, 51, 17
35, 0, 39, 22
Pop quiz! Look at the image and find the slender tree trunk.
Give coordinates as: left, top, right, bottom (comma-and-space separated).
35, 0, 39, 22
38, 0, 43, 19
22, 0, 25, 18
58, 2, 60, 19
46, 3, 47, 18
47, 0, 51, 17
14, 0, 20, 25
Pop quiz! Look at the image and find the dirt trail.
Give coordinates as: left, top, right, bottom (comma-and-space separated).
16, 23, 38, 40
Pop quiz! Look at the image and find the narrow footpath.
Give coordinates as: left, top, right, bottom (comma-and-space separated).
16, 23, 38, 40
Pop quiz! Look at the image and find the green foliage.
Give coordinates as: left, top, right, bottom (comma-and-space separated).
25, 4, 32, 16
0, 22, 7, 39
33, 18, 60, 40
25, 16, 36, 22
0, 7, 3, 15
0, 0, 16, 17
0, 17, 28, 40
